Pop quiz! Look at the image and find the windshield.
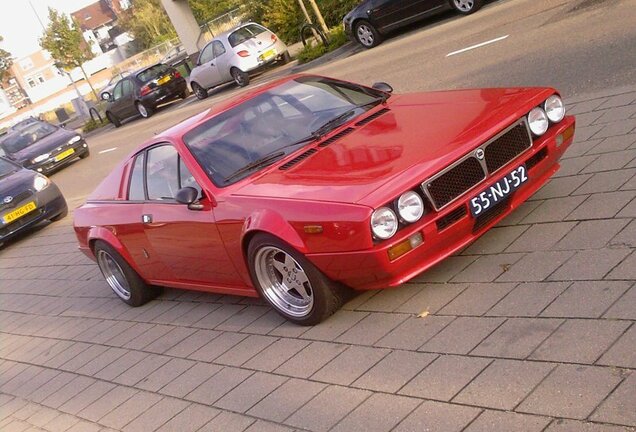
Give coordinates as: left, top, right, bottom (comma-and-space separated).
0, 158, 19, 177
0, 121, 58, 154
137, 64, 171, 83
228, 24, 267, 47
183, 76, 386, 186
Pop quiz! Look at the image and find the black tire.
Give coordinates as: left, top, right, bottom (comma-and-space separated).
231, 67, 250, 87
50, 208, 68, 222
191, 82, 208, 100
106, 111, 121, 128
449, 0, 483, 14
247, 233, 347, 325
79, 149, 90, 159
354, 20, 382, 49
136, 101, 154, 118
179, 88, 189, 99
93, 240, 160, 306
282, 51, 292, 64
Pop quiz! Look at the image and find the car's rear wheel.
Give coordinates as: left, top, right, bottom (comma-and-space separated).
94, 240, 159, 306
231, 68, 250, 87
247, 234, 346, 325
282, 51, 292, 64
179, 88, 189, 99
354, 20, 382, 48
191, 82, 208, 100
136, 102, 154, 118
450, 0, 483, 14
106, 111, 121, 128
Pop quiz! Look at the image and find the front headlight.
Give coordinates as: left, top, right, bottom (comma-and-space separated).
33, 174, 50, 191
527, 107, 549, 136
397, 191, 424, 223
68, 135, 82, 145
371, 207, 398, 240
544, 95, 565, 123
32, 153, 50, 164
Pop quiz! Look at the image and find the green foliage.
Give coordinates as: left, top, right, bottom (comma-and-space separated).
82, 117, 108, 133
40, 9, 94, 70
0, 35, 13, 82
189, 0, 242, 24
297, 26, 349, 64
118, 0, 177, 50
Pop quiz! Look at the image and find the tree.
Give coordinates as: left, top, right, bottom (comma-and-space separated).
0, 35, 13, 82
39, 8, 97, 99
118, 0, 177, 50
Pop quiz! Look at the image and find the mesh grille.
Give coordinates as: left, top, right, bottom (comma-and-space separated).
0, 191, 33, 211
318, 128, 354, 147
279, 148, 318, 170
484, 123, 532, 173
472, 199, 508, 233
436, 206, 467, 231
355, 108, 390, 127
526, 147, 548, 171
426, 157, 485, 209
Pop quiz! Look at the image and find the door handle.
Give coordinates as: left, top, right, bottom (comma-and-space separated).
142, 214, 153, 224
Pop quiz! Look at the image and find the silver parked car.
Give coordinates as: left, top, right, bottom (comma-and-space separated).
189, 23, 289, 100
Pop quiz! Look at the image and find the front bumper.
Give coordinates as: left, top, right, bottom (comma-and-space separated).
0, 183, 67, 242
25, 140, 90, 175
308, 116, 576, 290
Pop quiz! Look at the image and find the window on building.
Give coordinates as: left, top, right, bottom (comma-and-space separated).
27, 79, 36, 88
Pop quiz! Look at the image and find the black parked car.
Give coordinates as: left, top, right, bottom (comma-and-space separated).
0, 120, 89, 176
343, 0, 483, 48
0, 157, 67, 246
102, 63, 188, 127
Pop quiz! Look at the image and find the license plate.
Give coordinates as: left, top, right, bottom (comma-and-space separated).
2, 201, 37, 224
469, 165, 528, 217
262, 49, 276, 61
157, 75, 171, 85
54, 148, 75, 162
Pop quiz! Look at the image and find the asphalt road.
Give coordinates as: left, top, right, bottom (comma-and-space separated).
51, 0, 636, 208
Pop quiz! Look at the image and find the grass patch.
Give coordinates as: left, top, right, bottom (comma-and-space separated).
82, 117, 109, 133
297, 27, 349, 64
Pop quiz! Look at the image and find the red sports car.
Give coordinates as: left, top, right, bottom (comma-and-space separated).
74, 74, 575, 325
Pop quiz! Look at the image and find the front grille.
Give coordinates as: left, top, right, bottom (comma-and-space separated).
0, 191, 33, 211
472, 200, 508, 233
484, 122, 532, 173
425, 157, 485, 209
526, 147, 548, 171
436, 206, 467, 231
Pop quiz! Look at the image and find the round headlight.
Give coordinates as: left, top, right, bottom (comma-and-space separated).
397, 191, 424, 223
544, 95, 565, 123
33, 174, 50, 192
528, 107, 549, 136
371, 207, 398, 240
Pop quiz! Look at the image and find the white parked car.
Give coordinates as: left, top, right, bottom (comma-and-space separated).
189, 23, 289, 99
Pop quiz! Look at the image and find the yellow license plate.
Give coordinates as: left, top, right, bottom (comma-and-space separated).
54, 148, 75, 162
2, 201, 37, 224
158, 75, 171, 85
262, 49, 276, 60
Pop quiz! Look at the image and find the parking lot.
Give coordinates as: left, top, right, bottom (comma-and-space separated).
1, 0, 635, 431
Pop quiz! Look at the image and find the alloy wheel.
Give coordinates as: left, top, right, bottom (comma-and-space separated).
356, 24, 375, 47
453, 0, 474, 12
254, 246, 314, 317
137, 103, 149, 118
96, 250, 132, 300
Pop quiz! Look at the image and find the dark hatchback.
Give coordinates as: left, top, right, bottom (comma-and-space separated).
0, 120, 89, 176
343, 0, 483, 48
0, 157, 67, 246
103, 63, 188, 127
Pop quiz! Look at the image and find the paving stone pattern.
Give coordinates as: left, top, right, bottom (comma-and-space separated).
1, 89, 635, 431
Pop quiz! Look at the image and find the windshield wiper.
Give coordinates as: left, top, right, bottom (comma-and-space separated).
309, 96, 388, 139
224, 151, 286, 183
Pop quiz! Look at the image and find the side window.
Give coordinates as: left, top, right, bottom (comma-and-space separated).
112, 81, 123, 100
199, 44, 214, 64
146, 145, 179, 200
128, 153, 145, 200
179, 156, 201, 196
122, 80, 133, 97
212, 41, 226, 58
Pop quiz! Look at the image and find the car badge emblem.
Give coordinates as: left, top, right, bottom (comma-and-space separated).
3, 196, 13, 204
475, 149, 485, 160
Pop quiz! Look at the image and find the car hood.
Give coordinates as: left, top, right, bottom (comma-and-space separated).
10, 128, 77, 162
0, 168, 36, 197
232, 87, 554, 207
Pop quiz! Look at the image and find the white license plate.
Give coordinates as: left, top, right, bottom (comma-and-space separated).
469, 165, 528, 217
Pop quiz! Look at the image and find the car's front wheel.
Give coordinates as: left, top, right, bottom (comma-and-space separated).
449, 0, 483, 14
191, 82, 208, 100
231, 68, 250, 87
247, 234, 346, 325
136, 102, 154, 118
94, 240, 160, 307
354, 20, 382, 48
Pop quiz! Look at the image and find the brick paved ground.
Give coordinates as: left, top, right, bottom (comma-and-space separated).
1, 87, 635, 432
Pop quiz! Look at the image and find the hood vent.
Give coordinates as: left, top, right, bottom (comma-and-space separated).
279, 148, 318, 171
318, 127, 354, 148
355, 108, 390, 127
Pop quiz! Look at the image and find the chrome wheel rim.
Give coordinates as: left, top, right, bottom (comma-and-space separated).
96, 250, 131, 300
232, 70, 245, 85
356, 24, 374, 47
254, 246, 314, 317
194, 84, 206, 99
453, 0, 474, 11
137, 103, 148, 117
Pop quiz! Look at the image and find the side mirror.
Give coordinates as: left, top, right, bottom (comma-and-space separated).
372, 82, 393, 93
176, 186, 203, 210
101, 92, 111, 101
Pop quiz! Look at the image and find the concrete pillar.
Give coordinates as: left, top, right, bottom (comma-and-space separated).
160, 0, 202, 59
